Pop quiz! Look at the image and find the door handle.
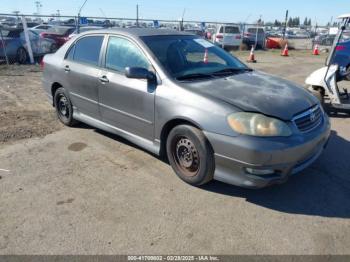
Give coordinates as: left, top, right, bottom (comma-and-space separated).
64, 65, 70, 72
99, 75, 109, 83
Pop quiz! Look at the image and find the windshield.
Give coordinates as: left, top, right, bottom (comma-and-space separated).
141, 35, 248, 80
247, 28, 265, 34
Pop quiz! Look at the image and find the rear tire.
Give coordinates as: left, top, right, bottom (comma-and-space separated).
54, 87, 77, 127
166, 125, 215, 186
345, 66, 350, 81
16, 47, 27, 64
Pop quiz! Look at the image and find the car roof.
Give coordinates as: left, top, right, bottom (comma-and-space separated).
79, 28, 193, 37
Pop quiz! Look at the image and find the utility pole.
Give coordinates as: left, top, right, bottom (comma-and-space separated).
180, 8, 186, 31
255, 15, 262, 48
34, 1, 42, 15
77, 0, 88, 34
283, 10, 289, 40
57, 10, 61, 21
136, 4, 139, 27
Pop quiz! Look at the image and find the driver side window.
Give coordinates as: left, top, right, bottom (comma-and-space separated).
105, 36, 150, 72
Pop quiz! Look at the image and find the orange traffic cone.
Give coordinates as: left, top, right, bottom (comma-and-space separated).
313, 44, 320, 55
203, 48, 209, 64
281, 44, 289, 56
247, 46, 257, 63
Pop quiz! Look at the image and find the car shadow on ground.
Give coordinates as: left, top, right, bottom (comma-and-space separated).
88, 124, 350, 219
201, 130, 350, 219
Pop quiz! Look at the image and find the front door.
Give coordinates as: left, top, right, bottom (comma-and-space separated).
98, 35, 155, 140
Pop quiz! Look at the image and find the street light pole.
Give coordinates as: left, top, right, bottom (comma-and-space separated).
136, 4, 139, 27
77, 0, 88, 34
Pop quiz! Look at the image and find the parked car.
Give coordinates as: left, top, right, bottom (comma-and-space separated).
0, 28, 57, 64
213, 25, 242, 49
42, 28, 330, 188
243, 27, 266, 49
10, 22, 40, 29
31, 24, 54, 34
40, 26, 75, 47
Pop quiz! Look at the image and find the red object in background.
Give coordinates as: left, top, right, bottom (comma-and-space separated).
336, 45, 346, 51
313, 44, 320, 55
216, 34, 223, 39
266, 37, 280, 49
203, 48, 209, 64
206, 32, 212, 40
40, 32, 70, 47
39, 58, 45, 70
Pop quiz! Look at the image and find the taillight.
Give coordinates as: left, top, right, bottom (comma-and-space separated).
235, 35, 242, 39
216, 34, 223, 39
40, 58, 45, 70
336, 45, 346, 51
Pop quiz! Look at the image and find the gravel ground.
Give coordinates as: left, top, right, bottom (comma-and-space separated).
0, 50, 349, 255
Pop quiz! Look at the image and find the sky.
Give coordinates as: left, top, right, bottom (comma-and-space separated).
0, 0, 345, 25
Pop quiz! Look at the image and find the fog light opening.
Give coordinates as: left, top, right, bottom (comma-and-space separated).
245, 168, 275, 176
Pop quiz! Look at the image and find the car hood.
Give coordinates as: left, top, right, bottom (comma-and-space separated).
181, 71, 318, 121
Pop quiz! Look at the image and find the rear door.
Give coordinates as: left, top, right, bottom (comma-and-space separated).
98, 35, 155, 140
63, 35, 104, 119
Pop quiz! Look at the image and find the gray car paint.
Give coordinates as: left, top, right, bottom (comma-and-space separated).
42, 28, 331, 188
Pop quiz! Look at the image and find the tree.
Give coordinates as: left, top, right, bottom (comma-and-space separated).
308, 18, 312, 26
304, 17, 308, 26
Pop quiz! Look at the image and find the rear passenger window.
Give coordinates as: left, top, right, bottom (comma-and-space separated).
105, 36, 150, 72
73, 36, 104, 66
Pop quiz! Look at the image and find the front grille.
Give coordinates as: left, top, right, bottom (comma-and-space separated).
293, 105, 323, 133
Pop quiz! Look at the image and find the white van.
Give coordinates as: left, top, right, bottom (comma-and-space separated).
213, 25, 242, 49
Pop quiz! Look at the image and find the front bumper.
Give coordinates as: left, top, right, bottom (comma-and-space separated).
204, 116, 331, 188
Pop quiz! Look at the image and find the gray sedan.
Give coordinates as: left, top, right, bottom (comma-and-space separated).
42, 28, 331, 188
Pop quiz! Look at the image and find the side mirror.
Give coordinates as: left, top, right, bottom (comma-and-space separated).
125, 67, 156, 81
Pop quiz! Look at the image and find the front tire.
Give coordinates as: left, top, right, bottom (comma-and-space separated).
166, 125, 215, 186
54, 87, 77, 126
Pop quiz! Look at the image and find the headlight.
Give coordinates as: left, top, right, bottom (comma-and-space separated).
227, 112, 292, 137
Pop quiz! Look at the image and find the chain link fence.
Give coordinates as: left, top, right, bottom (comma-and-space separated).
0, 13, 335, 67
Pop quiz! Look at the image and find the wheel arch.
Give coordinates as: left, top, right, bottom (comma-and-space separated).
159, 118, 204, 158
51, 82, 63, 106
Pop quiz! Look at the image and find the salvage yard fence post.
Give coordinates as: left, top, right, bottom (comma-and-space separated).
0, 26, 9, 65
21, 16, 34, 64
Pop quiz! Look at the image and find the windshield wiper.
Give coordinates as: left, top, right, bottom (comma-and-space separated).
176, 73, 214, 81
212, 68, 253, 76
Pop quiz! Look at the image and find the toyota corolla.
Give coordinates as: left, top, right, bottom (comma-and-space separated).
42, 28, 331, 188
